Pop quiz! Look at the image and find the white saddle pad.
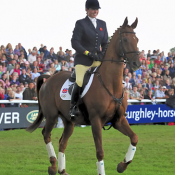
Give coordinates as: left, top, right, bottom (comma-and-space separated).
60, 68, 97, 100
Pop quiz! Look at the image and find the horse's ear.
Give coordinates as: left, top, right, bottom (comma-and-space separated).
131, 18, 138, 29
121, 17, 128, 29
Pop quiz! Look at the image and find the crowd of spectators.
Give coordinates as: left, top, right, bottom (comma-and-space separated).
0, 43, 175, 107
123, 49, 175, 103
0, 43, 74, 107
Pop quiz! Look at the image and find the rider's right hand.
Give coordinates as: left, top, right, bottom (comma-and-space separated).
88, 52, 103, 61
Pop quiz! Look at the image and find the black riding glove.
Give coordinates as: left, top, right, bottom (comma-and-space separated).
88, 52, 104, 61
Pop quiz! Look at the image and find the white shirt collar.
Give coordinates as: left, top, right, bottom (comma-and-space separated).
88, 16, 96, 22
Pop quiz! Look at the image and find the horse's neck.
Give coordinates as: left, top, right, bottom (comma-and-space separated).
99, 54, 124, 96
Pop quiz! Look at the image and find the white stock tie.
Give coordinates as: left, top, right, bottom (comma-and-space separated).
91, 18, 97, 28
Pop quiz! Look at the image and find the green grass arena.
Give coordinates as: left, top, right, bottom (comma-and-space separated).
0, 125, 174, 175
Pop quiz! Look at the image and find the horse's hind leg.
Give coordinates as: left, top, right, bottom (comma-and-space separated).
42, 116, 58, 175
58, 119, 74, 175
113, 115, 138, 173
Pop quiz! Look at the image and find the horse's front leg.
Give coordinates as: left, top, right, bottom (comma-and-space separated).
113, 115, 138, 173
91, 117, 106, 175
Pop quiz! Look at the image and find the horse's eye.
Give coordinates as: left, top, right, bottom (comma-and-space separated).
123, 38, 127, 42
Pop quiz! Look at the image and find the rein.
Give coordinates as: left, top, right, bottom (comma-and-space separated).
96, 29, 138, 130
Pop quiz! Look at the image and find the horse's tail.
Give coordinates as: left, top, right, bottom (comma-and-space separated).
26, 75, 50, 133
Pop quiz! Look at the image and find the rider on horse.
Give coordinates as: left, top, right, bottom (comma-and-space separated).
70, 0, 109, 119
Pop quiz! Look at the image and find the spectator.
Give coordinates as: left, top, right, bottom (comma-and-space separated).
156, 69, 163, 80
28, 50, 36, 64
18, 43, 27, 59
168, 63, 175, 78
149, 59, 154, 70
151, 63, 158, 73
9, 64, 21, 79
4, 87, 12, 100
20, 84, 25, 92
60, 58, 69, 71
0, 64, 4, 79
54, 60, 61, 72
5, 43, 13, 56
163, 70, 172, 83
23, 81, 37, 106
6, 91, 21, 107
165, 79, 171, 89
154, 55, 162, 65
57, 46, 64, 56
47, 48, 57, 62
124, 76, 132, 90
166, 52, 172, 62
13, 54, 18, 63
136, 74, 142, 84
155, 86, 166, 99
0, 55, 9, 67
31, 61, 42, 73
146, 56, 150, 65
147, 50, 151, 58
0, 87, 5, 108
21, 61, 30, 71
123, 68, 129, 80
31, 68, 40, 80
15, 86, 23, 100
26, 68, 32, 78
128, 72, 135, 87
1, 73, 7, 83
161, 64, 169, 76
144, 89, 155, 104
150, 50, 157, 60
68, 57, 75, 71
142, 78, 149, 94
10, 72, 20, 86
135, 67, 142, 78
49, 63, 56, 75
7, 59, 16, 72
39, 44, 44, 53
43, 46, 49, 59
57, 51, 66, 62
14, 45, 20, 56
19, 68, 31, 84
130, 85, 142, 102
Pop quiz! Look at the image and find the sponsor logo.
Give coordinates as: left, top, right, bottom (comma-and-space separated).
61, 94, 67, 98
62, 88, 68, 93
26, 110, 39, 123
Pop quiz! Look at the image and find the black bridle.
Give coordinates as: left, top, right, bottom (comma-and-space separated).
95, 29, 139, 130
102, 29, 139, 63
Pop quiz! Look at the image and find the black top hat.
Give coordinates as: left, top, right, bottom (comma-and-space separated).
85, 0, 101, 9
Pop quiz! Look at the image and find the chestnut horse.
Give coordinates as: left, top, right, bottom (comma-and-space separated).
27, 17, 141, 175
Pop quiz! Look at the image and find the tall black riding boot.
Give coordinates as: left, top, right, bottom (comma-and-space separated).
70, 83, 80, 119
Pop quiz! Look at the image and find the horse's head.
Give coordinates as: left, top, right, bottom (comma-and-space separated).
105, 17, 140, 71
118, 17, 141, 71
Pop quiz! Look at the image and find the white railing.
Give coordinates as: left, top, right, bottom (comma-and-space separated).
0, 99, 166, 104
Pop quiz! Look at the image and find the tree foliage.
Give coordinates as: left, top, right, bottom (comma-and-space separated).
170, 47, 175, 53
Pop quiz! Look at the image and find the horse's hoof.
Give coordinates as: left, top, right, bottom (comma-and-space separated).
58, 169, 69, 175
48, 166, 57, 175
117, 162, 128, 173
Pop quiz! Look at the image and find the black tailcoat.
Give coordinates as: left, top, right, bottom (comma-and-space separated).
71, 16, 108, 66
